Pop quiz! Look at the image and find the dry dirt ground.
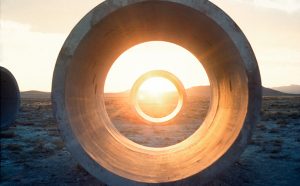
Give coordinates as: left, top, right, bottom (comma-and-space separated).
1, 96, 300, 185
105, 95, 209, 147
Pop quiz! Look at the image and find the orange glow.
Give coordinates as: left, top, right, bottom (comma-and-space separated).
137, 77, 179, 118
104, 41, 209, 93
137, 77, 177, 101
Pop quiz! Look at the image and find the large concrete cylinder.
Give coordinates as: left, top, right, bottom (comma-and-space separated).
1, 66, 20, 129
52, 0, 262, 185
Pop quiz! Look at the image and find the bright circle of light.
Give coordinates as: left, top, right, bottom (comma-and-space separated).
131, 70, 186, 124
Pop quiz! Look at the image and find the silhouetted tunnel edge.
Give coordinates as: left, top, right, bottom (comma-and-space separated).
52, 0, 262, 185
0, 66, 20, 129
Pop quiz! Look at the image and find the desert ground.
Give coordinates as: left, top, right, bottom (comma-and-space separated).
1, 96, 300, 185
105, 94, 209, 147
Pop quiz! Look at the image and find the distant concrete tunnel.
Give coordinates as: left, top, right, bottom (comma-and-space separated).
0, 66, 20, 129
52, 0, 262, 185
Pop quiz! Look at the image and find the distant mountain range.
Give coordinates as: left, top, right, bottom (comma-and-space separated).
272, 84, 300, 94
21, 86, 299, 99
21, 91, 51, 99
185, 86, 297, 97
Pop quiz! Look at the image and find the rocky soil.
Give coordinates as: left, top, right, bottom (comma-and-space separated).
1, 96, 300, 185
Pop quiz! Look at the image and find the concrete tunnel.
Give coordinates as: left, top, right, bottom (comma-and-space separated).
52, 0, 262, 185
0, 66, 20, 129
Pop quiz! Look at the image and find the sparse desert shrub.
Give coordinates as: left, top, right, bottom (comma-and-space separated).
31, 140, 54, 154
43, 118, 57, 128
260, 111, 280, 121
75, 163, 89, 175
249, 138, 262, 146
47, 128, 60, 136
260, 145, 267, 153
52, 139, 65, 150
1, 131, 16, 138
260, 115, 269, 121
248, 139, 255, 145
24, 122, 35, 126
6, 143, 22, 151
270, 148, 281, 154
256, 123, 267, 131
276, 119, 288, 127
271, 139, 283, 146
289, 112, 300, 119
269, 128, 280, 133
274, 111, 288, 120
269, 154, 290, 160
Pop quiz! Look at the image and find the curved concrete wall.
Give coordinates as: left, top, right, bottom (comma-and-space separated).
1, 66, 20, 129
52, 0, 262, 185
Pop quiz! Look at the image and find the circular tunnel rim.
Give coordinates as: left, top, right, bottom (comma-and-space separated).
52, 0, 262, 185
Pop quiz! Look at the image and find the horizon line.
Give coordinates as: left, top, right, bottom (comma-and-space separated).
20, 84, 300, 93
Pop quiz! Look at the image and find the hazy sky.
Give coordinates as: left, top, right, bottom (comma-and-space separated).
1, 0, 299, 91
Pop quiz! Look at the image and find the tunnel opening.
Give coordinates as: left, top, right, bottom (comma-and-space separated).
103, 41, 210, 148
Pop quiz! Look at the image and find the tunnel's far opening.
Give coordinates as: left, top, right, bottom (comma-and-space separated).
103, 41, 211, 147
131, 70, 186, 124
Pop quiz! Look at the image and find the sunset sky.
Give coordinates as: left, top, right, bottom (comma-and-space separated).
1, 0, 299, 92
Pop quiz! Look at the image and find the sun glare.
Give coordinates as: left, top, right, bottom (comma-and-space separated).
136, 77, 180, 118
138, 77, 177, 100
104, 41, 209, 93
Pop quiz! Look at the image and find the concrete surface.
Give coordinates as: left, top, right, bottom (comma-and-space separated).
52, 0, 262, 185
1, 66, 20, 129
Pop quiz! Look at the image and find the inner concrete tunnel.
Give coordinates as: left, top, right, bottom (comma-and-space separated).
52, 0, 262, 185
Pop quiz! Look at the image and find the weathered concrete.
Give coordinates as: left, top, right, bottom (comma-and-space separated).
1, 66, 20, 129
52, 0, 262, 185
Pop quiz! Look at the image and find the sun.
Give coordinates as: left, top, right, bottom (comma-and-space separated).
137, 77, 177, 101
